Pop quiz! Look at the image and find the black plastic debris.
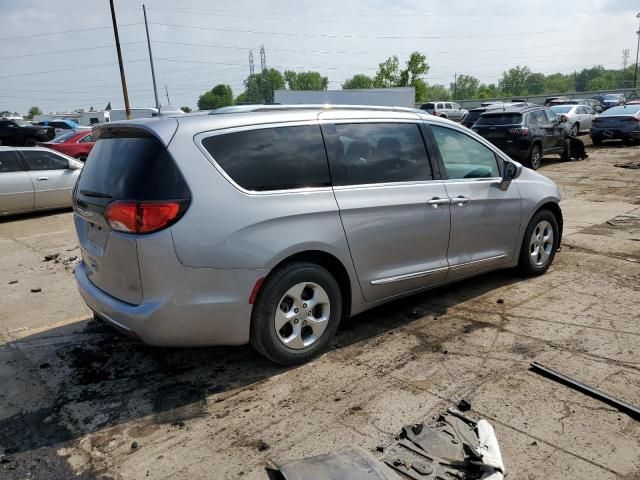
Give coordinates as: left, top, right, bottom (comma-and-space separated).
457, 399, 472, 412
277, 408, 505, 480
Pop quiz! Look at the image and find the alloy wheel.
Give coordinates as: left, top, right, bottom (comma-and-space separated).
529, 220, 554, 267
274, 282, 331, 350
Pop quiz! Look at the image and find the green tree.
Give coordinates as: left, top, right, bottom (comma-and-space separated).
412, 78, 428, 102
544, 73, 572, 93
424, 84, 451, 101
451, 74, 479, 100
342, 74, 375, 89
180, 106, 192, 113
197, 84, 234, 110
525, 72, 546, 95
476, 83, 501, 99
243, 68, 285, 104
575, 66, 604, 91
374, 55, 401, 87
284, 70, 329, 90
28, 106, 42, 118
234, 92, 248, 104
400, 52, 429, 86
499, 66, 531, 96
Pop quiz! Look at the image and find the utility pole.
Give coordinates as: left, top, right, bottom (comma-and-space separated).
249, 50, 255, 76
634, 12, 640, 95
109, 0, 131, 119
453, 72, 457, 100
623, 49, 630, 89
164, 85, 170, 105
143, 4, 160, 110
259, 45, 268, 103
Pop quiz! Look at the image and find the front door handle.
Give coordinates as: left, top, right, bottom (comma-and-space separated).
426, 197, 451, 208
453, 196, 470, 206
37, 176, 49, 181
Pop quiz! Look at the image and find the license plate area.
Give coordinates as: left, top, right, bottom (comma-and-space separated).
86, 221, 108, 253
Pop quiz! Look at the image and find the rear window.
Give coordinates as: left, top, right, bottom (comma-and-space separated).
601, 106, 640, 116
421, 103, 435, 110
550, 106, 572, 113
202, 125, 330, 191
76, 131, 189, 203
476, 113, 523, 126
463, 110, 484, 123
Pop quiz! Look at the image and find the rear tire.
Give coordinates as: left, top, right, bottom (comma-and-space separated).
439, 114, 447, 118
518, 209, 559, 277
250, 261, 343, 365
526, 144, 542, 170
76, 155, 87, 162
591, 137, 602, 146
24, 137, 37, 147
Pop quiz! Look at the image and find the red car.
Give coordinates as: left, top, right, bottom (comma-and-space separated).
38, 129, 94, 161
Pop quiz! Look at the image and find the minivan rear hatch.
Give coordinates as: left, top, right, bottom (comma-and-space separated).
73, 124, 189, 305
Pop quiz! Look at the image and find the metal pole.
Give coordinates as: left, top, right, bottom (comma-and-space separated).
633, 13, 640, 92
109, 0, 131, 120
165, 85, 170, 105
143, 4, 160, 110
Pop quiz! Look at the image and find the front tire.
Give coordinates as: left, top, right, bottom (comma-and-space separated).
24, 137, 37, 147
76, 155, 87, 162
526, 144, 542, 170
591, 137, 602, 146
570, 123, 579, 136
518, 210, 559, 277
250, 262, 343, 365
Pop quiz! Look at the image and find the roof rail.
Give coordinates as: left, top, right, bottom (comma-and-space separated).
209, 104, 425, 115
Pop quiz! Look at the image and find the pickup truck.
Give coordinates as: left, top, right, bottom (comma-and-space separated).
0, 119, 55, 146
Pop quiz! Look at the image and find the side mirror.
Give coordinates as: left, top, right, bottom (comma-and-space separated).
500, 161, 522, 189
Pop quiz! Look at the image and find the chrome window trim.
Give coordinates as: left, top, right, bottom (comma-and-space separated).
195, 120, 334, 196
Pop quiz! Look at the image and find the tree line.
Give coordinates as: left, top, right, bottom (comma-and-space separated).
192, 52, 637, 110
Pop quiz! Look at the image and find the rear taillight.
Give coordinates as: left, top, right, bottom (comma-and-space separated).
508, 127, 529, 135
105, 201, 185, 234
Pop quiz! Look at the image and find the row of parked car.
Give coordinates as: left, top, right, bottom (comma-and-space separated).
419, 93, 640, 169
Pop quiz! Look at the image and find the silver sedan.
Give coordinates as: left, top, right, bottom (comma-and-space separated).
0, 146, 82, 216
549, 104, 597, 135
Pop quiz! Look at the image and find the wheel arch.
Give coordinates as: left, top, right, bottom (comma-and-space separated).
531, 201, 563, 247
258, 250, 353, 320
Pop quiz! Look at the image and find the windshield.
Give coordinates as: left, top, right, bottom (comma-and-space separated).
601, 106, 640, 116
604, 94, 620, 100
14, 120, 30, 126
550, 106, 572, 113
476, 113, 523, 125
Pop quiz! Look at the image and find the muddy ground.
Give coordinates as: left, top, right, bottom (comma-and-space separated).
1, 139, 639, 479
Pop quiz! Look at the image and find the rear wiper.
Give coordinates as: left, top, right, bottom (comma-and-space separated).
80, 190, 113, 199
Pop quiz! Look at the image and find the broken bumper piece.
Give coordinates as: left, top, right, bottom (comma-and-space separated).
277, 407, 505, 479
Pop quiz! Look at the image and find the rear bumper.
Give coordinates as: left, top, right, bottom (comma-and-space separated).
590, 128, 640, 141
75, 259, 264, 347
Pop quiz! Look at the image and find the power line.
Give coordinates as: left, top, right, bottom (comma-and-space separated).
0, 59, 148, 80
151, 38, 614, 57
0, 23, 142, 41
149, 21, 628, 40
0, 41, 146, 60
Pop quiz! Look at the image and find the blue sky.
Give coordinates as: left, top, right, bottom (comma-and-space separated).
0, 0, 638, 114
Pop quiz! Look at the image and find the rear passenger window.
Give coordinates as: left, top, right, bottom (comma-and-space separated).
0, 151, 23, 173
431, 126, 500, 179
22, 150, 69, 170
202, 125, 330, 191
323, 123, 432, 186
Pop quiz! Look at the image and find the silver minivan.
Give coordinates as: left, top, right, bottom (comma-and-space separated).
73, 106, 562, 365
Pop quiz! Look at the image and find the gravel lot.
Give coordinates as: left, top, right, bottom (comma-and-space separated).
1, 140, 639, 480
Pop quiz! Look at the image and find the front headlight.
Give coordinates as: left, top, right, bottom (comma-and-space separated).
37, 129, 48, 135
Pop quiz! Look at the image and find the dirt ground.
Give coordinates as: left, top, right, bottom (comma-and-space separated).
1, 139, 639, 480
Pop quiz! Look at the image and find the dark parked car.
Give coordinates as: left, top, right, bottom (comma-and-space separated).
545, 96, 569, 106
461, 102, 529, 128
589, 105, 640, 145
601, 94, 625, 110
472, 106, 570, 170
0, 119, 54, 146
